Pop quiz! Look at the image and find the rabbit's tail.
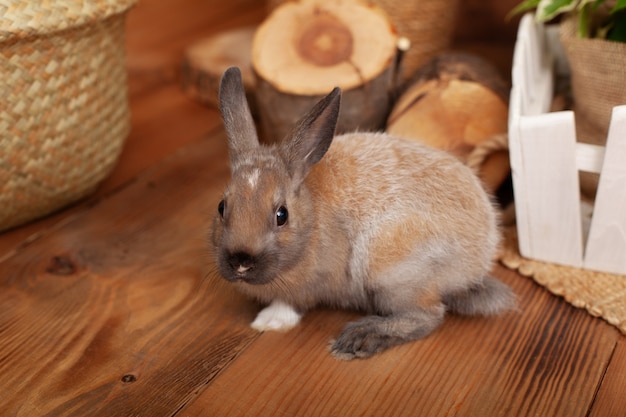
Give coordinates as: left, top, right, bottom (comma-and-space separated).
443, 276, 517, 316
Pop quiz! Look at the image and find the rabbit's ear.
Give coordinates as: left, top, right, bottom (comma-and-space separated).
284, 87, 341, 183
219, 67, 259, 165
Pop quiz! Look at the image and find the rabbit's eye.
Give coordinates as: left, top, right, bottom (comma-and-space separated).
276, 206, 288, 227
218, 200, 225, 218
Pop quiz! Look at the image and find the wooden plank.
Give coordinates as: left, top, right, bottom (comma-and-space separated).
125, 0, 265, 73
509, 13, 555, 261
184, 266, 618, 417
508, 18, 532, 257
576, 143, 605, 174
508, 89, 532, 258
590, 337, 626, 417
584, 106, 626, 275
523, 17, 553, 115
0, 135, 260, 416
104, 84, 222, 188
518, 111, 583, 267
512, 14, 553, 117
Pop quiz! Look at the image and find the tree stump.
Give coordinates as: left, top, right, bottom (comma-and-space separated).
182, 26, 256, 112
253, 0, 399, 143
386, 52, 510, 192
267, 0, 461, 83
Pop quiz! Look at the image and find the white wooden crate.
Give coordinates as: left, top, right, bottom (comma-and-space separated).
509, 13, 626, 276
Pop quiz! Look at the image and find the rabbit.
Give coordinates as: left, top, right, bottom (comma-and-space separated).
210, 66, 516, 360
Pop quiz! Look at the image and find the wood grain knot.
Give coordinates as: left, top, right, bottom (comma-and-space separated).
46, 256, 77, 276
121, 374, 137, 384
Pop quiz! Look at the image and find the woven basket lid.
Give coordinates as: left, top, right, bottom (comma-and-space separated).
0, 0, 137, 42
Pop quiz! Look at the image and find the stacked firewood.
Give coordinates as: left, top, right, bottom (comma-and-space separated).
182, 0, 510, 194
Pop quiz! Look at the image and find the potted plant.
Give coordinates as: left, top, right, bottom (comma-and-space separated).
510, 0, 626, 197
510, 0, 626, 41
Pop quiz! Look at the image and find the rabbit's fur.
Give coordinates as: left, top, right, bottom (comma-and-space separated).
210, 67, 516, 360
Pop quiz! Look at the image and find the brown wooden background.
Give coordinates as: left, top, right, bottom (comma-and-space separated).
1, 1, 624, 416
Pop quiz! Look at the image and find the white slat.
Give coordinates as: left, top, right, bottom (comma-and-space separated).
584, 105, 626, 275
509, 14, 556, 259
519, 111, 583, 267
576, 143, 605, 174
512, 15, 554, 117
508, 96, 531, 257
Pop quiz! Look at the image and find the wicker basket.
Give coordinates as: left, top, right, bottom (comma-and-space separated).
0, 0, 137, 232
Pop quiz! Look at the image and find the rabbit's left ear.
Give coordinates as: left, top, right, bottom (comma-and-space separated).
283, 87, 341, 184
219, 67, 259, 168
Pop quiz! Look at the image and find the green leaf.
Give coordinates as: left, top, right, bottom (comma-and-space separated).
536, 0, 579, 22
506, 0, 541, 20
607, 10, 626, 41
611, 0, 626, 13
587, 0, 606, 11
596, 23, 611, 38
582, 0, 605, 8
578, 2, 592, 37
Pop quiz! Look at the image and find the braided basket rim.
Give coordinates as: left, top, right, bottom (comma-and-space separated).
0, 0, 137, 42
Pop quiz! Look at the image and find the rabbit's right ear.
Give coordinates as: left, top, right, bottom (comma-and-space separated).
219, 67, 259, 166
283, 87, 341, 185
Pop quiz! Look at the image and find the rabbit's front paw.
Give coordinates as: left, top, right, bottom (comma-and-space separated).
251, 300, 301, 332
330, 316, 400, 360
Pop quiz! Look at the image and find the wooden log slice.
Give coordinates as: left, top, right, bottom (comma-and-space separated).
386, 52, 510, 191
467, 134, 511, 194
387, 79, 508, 156
252, 0, 398, 143
267, 0, 462, 83
182, 26, 256, 112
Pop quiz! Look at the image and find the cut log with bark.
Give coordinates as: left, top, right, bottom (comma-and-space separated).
252, 0, 399, 143
267, 0, 461, 83
466, 133, 510, 194
182, 26, 256, 112
386, 52, 510, 192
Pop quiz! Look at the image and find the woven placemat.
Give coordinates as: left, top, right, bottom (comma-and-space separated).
499, 226, 626, 335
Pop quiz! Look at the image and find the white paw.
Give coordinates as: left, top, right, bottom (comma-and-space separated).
251, 300, 302, 332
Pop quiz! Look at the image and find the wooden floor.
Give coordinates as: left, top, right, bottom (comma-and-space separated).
1, 1, 625, 416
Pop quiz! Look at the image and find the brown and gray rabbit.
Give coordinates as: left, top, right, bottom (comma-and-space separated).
210, 67, 516, 360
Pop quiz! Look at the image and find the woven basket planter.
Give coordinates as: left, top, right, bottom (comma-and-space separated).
559, 15, 626, 198
0, 0, 137, 232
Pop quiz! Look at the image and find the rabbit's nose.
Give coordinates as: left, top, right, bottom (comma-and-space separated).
228, 251, 255, 273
